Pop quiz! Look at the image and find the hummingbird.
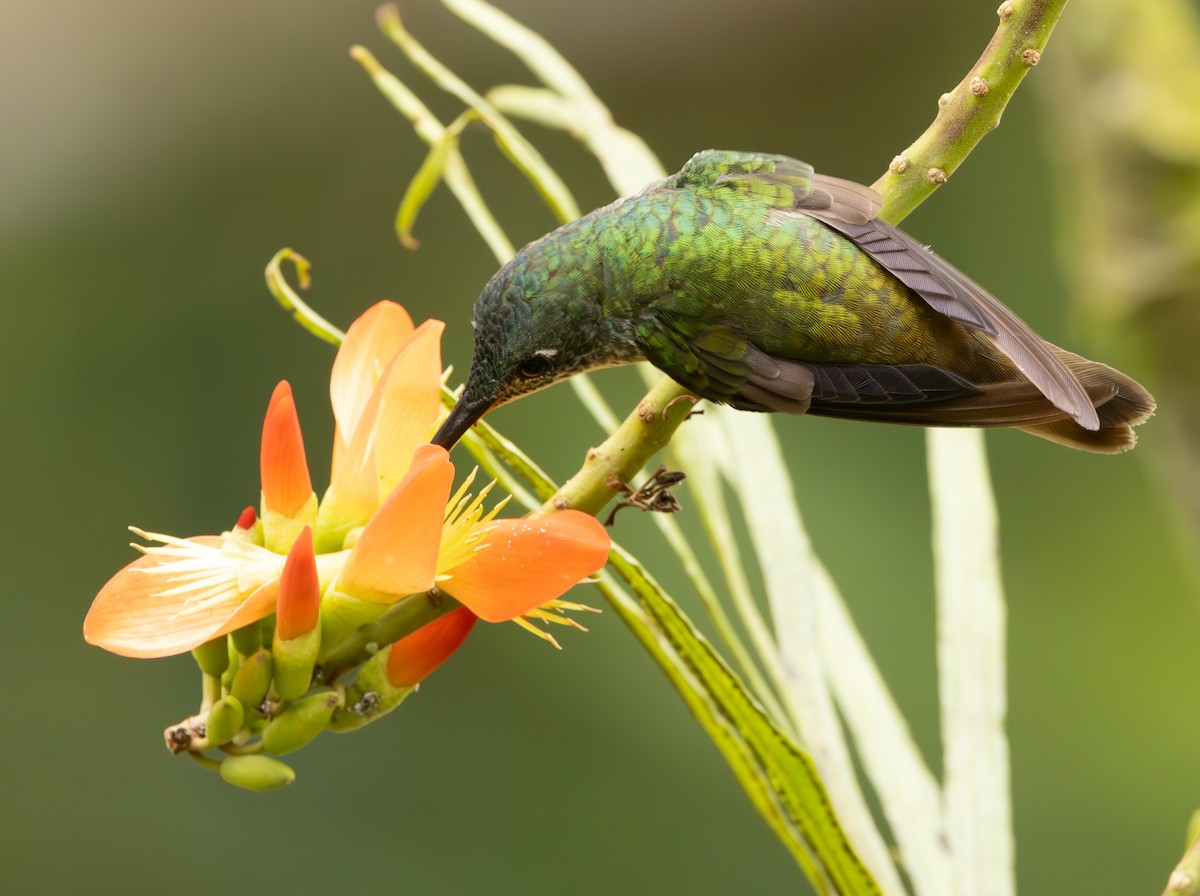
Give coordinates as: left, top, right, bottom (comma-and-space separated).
431, 150, 1154, 453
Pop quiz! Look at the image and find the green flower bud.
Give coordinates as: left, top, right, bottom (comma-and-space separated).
328, 647, 416, 733
192, 636, 230, 677
230, 649, 273, 711
205, 696, 245, 747
261, 690, 339, 755
271, 626, 320, 701
230, 621, 261, 658
219, 754, 296, 792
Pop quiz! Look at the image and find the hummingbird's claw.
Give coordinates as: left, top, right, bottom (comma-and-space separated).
603, 465, 687, 527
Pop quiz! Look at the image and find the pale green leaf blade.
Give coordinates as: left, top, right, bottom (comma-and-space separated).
595, 568, 831, 891
607, 545, 881, 896
377, 5, 580, 223
444, 0, 665, 195
713, 407, 907, 896
486, 85, 578, 133
395, 114, 469, 249
927, 428, 1013, 896
814, 563, 955, 896
442, 0, 597, 105
441, 152, 516, 265
350, 45, 514, 264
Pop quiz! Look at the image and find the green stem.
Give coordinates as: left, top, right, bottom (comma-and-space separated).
651, 511, 792, 728
218, 741, 264, 756
264, 249, 346, 344
535, 375, 699, 517
186, 752, 223, 773
871, 0, 1069, 223
200, 674, 221, 713
594, 569, 829, 886
319, 590, 461, 684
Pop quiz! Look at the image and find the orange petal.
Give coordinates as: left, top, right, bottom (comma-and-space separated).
83, 537, 280, 658
337, 445, 453, 602
330, 421, 345, 482
386, 606, 477, 686
260, 381, 313, 517
330, 301, 414, 452
324, 381, 385, 532
276, 526, 320, 640
375, 319, 445, 495
441, 511, 610, 622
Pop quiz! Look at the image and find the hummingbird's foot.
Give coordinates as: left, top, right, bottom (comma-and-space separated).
603, 465, 686, 527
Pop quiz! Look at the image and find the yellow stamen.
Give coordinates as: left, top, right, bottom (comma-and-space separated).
437, 472, 509, 575
513, 616, 562, 649
541, 598, 602, 615
443, 467, 479, 524
523, 608, 589, 632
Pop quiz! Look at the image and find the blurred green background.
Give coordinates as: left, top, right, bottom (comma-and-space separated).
5, 0, 1198, 892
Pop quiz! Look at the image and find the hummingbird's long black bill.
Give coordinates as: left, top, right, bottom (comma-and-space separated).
431, 397, 492, 449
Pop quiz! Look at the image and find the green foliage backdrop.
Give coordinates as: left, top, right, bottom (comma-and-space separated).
3, 0, 1195, 892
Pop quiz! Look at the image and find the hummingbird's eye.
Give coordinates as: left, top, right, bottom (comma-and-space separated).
518, 354, 553, 378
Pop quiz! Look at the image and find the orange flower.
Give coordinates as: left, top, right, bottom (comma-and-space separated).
324, 448, 609, 684
84, 301, 610, 672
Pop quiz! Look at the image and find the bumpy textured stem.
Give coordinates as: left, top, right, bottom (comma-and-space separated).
536, 376, 699, 517
871, 0, 1069, 223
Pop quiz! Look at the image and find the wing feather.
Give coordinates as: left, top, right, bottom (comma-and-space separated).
806, 212, 1100, 430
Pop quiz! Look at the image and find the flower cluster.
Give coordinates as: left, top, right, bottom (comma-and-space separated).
84, 302, 609, 787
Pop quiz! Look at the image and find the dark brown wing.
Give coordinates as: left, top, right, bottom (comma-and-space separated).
803, 208, 1100, 431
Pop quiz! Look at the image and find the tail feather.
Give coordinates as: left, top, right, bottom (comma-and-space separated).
1017, 348, 1155, 453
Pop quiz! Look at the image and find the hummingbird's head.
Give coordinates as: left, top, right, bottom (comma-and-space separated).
431, 260, 634, 448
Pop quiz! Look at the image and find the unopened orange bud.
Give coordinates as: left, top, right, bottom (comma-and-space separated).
234, 506, 257, 531
277, 527, 319, 641
386, 607, 477, 687
260, 381, 313, 518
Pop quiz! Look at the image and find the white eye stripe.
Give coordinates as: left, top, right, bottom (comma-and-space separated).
533, 348, 558, 359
